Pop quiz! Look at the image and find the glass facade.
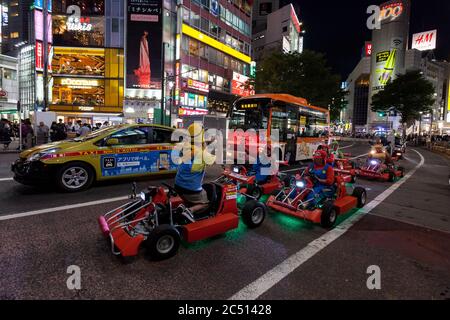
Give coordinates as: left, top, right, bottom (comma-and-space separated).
50, 47, 124, 114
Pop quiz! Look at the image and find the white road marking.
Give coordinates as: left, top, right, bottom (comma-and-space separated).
339, 143, 355, 150
0, 177, 13, 182
350, 153, 367, 160
229, 149, 425, 300
0, 196, 129, 221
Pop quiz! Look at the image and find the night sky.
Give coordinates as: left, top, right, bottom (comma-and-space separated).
291, 0, 450, 80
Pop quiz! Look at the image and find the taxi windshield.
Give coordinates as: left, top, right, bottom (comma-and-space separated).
71, 126, 124, 142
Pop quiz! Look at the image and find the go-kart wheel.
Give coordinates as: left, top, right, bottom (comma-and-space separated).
352, 187, 367, 208
320, 200, 337, 229
247, 185, 263, 200
242, 200, 267, 229
56, 161, 94, 192
398, 167, 405, 178
144, 225, 180, 261
388, 172, 396, 182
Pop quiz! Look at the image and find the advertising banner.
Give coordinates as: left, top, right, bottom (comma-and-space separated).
101, 151, 176, 177
210, 0, 219, 16
34, 10, 53, 43
369, 0, 410, 93
126, 0, 163, 90
231, 72, 255, 97
412, 30, 437, 51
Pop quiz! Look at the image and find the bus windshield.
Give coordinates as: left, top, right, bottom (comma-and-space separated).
230, 97, 329, 140
229, 99, 270, 131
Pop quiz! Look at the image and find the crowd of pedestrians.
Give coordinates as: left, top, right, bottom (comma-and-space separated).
0, 118, 111, 150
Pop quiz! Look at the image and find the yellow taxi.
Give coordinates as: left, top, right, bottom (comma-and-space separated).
11, 124, 177, 192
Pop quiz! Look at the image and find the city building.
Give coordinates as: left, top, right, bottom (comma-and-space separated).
251, 1, 303, 63
405, 49, 450, 134
342, 56, 371, 133
0, 53, 18, 120
174, 0, 254, 127
368, 0, 411, 131
4, 0, 255, 126
1, 0, 34, 57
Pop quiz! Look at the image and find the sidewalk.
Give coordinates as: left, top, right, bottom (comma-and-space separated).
0, 139, 21, 154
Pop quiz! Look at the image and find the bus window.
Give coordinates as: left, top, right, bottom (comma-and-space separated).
271, 105, 288, 141
298, 110, 328, 138
286, 104, 299, 140
229, 105, 269, 130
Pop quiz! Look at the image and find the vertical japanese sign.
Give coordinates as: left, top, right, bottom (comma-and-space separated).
126, 0, 163, 90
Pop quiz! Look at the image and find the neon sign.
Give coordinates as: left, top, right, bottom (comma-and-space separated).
379, 2, 403, 22
67, 16, 92, 31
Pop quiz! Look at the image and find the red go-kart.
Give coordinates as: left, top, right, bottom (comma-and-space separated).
98, 181, 267, 260
356, 157, 405, 182
266, 171, 367, 228
220, 165, 286, 200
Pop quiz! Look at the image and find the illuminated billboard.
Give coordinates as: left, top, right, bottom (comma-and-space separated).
412, 30, 437, 51
126, 0, 162, 90
52, 15, 104, 47
231, 72, 255, 97
370, 0, 410, 92
35, 10, 53, 43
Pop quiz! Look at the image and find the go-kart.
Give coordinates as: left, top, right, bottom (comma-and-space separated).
356, 157, 405, 182
266, 171, 367, 228
98, 181, 267, 260
219, 165, 286, 200
391, 143, 406, 161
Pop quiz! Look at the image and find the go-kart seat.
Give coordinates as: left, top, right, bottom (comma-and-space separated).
193, 183, 218, 219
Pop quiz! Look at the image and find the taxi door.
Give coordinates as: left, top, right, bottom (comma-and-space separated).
97, 126, 156, 180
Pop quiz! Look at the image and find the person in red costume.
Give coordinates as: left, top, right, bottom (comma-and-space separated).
303, 150, 335, 208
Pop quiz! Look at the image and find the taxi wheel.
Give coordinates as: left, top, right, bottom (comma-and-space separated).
56, 162, 94, 192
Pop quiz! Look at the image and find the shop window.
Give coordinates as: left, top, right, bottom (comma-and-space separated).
52, 78, 105, 106
201, 0, 209, 9
10, 32, 19, 39
210, 23, 218, 38
201, 17, 209, 34
3, 69, 16, 80
53, 49, 105, 77
223, 55, 230, 68
216, 51, 224, 67
181, 36, 189, 54
189, 38, 199, 56
112, 18, 119, 33
182, 7, 190, 22
199, 70, 208, 83
190, 11, 200, 28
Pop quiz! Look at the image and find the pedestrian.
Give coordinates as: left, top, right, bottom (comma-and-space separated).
36, 121, 50, 145
0, 118, 12, 149
78, 123, 91, 137
22, 119, 34, 149
50, 121, 58, 141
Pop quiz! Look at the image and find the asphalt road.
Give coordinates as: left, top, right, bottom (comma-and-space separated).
0, 141, 449, 300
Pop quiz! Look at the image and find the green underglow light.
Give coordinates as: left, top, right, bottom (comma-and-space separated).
269, 212, 314, 232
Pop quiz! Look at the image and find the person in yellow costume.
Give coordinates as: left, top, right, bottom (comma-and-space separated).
174, 123, 216, 215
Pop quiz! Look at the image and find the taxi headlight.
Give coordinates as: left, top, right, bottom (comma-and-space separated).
370, 150, 376, 155
140, 191, 147, 201
27, 148, 60, 162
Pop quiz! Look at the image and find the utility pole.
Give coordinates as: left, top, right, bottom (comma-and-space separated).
43, 0, 49, 113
